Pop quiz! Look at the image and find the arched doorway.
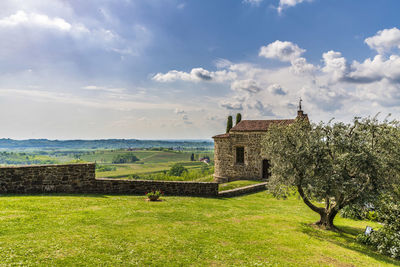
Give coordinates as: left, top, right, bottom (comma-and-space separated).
262, 159, 270, 179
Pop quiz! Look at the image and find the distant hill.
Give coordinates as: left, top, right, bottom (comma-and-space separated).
0, 138, 214, 150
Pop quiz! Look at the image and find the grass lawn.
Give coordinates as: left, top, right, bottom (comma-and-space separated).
219, 180, 263, 191
0, 192, 398, 266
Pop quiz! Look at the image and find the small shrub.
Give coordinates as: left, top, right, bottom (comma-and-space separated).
340, 204, 366, 220
201, 164, 210, 173
95, 165, 117, 172
365, 211, 378, 222
128, 174, 140, 179
146, 190, 163, 201
340, 203, 377, 221
168, 163, 188, 176
357, 195, 400, 259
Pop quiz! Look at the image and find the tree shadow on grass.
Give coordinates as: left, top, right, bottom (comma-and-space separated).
299, 222, 399, 265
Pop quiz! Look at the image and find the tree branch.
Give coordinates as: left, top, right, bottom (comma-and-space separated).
347, 124, 357, 138
297, 185, 325, 215
323, 128, 335, 161
325, 197, 330, 211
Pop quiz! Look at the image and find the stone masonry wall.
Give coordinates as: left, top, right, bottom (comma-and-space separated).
219, 182, 267, 197
214, 132, 268, 182
94, 178, 218, 196
0, 163, 219, 196
0, 163, 95, 194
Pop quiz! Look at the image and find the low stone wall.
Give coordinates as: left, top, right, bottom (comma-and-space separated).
0, 163, 219, 196
218, 182, 267, 197
0, 163, 95, 194
94, 178, 218, 196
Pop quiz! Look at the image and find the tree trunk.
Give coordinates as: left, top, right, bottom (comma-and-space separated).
315, 209, 338, 231
297, 185, 340, 231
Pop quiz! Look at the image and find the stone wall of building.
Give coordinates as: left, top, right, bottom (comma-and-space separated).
214, 132, 268, 183
0, 163, 219, 196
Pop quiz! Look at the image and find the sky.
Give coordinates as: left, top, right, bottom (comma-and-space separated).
1, 0, 400, 139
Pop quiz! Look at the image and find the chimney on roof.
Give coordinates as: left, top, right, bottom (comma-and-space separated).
297, 97, 307, 118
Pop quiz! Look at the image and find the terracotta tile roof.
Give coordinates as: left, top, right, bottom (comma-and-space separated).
229, 119, 295, 132
212, 133, 230, 138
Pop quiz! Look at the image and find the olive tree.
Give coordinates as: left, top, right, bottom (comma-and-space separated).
263, 117, 400, 230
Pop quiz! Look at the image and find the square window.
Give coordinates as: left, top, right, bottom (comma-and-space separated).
236, 147, 244, 164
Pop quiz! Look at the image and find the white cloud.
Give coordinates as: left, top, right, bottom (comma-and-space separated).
0, 88, 175, 112
267, 84, 287, 95
320, 50, 400, 85
231, 79, 262, 94
151, 31, 400, 129
290, 57, 316, 75
174, 108, 186, 114
152, 68, 236, 83
242, 0, 263, 6
347, 55, 400, 83
220, 99, 244, 110
251, 100, 275, 116
259, 40, 305, 62
277, 0, 313, 13
0, 10, 83, 32
0, 8, 151, 60
301, 85, 349, 112
322, 50, 348, 81
355, 80, 400, 107
214, 58, 232, 69
365, 27, 400, 54
82, 85, 126, 93
174, 108, 194, 124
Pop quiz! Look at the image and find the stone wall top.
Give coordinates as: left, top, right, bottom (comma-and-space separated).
0, 163, 95, 169
96, 177, 218, 185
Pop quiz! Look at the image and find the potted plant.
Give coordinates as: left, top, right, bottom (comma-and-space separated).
146, 190, 163, 201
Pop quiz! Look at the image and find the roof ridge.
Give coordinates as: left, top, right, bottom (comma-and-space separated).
228, 118, 296, 132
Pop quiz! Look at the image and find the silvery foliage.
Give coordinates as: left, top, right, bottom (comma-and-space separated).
263, 116, 400, 229
357, 192, 400, 259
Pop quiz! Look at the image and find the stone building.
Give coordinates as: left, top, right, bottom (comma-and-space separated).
213, 108, 308, 183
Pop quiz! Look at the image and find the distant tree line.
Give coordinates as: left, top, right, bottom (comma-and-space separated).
0, 151, 58, 165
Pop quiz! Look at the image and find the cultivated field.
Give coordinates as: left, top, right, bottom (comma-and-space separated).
90, 150, 214, 180
0, 149, 215, 181
0, 192, 397, 266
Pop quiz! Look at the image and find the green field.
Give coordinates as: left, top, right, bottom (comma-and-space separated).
78, 150, 213, 164
0, 192, 397, 266
0, 150, 215, 181
92, 150, 213, 179
96, 161, 206, 178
